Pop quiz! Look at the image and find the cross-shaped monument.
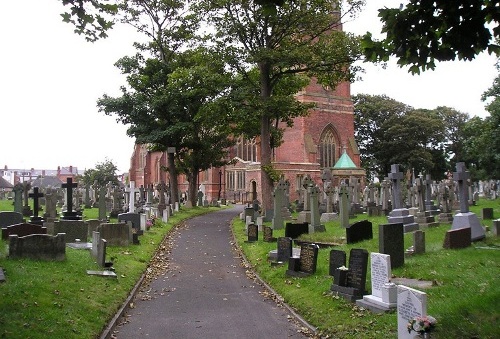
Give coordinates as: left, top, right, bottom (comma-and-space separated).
451, 162, 485, 241
29, 186, 45, 224
61, 177, 81, 220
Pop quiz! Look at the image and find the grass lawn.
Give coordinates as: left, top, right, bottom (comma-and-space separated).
232, 199, 500, 339
0, 200, 226, 338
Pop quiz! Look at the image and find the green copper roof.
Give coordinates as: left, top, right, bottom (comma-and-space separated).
333, 151, 357, 169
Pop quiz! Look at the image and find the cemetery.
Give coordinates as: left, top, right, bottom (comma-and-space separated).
0, 169, 498, 338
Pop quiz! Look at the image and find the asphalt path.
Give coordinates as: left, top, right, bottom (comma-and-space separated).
112, 205, 311, 339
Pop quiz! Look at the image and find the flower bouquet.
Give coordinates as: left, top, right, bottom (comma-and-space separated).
407, 315, 437, 337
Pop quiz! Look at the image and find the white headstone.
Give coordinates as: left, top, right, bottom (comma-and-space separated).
129, 181, 135, 213
397, 285, 427, 339
357, 253, 396, 311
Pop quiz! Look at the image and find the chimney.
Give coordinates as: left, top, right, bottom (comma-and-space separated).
70, 165, 73, 173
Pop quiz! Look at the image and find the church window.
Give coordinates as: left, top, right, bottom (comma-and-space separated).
235, 137, 257, 162
319, 129, 336, 168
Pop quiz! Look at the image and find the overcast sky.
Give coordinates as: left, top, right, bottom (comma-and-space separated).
1, 0, 497, 174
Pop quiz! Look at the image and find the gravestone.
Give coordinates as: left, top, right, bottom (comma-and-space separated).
285, 222, 309, 239
61, 178, 81, 220
413, 230, 425, 255
451, 162, 485, 241
86, 219, 102, 238
13, 183, 23, 213
356, 253, 396, 313
246, 223, 258, 243
492, 219, 499, 236
339, 183, 350, 228
2, 222, 47, 240
28, 186, 45, 225
328, 249, 347, 276
330, 248, 368, 302
286, 243, 319, 277
52, 220, 88, 243
118, 212, 141, 233
91, 231, 107, 267
263, 226, 277, 242
272, 180, 287, 230
379, 223, 405, 268
97, 222, 132, 246
321, 184, 338, 222
397, 285, 427, 339
387, 164, 419, 232
269, 237, 294, 266
308, 185, 325, 232
0, 211, 24, 228
482, 208, 494, 220
346, 220, 373, 244
9, 233, 66, 261
43, 187, 58, 219
443, 227, 471, 249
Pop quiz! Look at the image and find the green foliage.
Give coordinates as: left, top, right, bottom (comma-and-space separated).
362, 0, 500, 74
60, 0, 117, 42
81, 158, 120, 187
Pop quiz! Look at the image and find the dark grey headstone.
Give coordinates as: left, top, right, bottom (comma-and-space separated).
53, 220, 88, 243
347, 248, 369, 292
263, 226, 276, 242
118, 212, 141, 231
299, 243, 319, 275
276, 237, 293, 263
0, 211, 24, 228
413, 230, 425, 254
443, 227, 471, 249
247, 223, 258, 242
346, 220, 373, 244
285, 222, 309, 239
2, 223, 47, 240
97, 222, 132, 247
482, 208, 494, 220
329, 249, 347, 276
379, 223, 404, 268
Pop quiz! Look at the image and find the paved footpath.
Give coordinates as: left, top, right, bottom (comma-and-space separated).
112, 205, 311, 339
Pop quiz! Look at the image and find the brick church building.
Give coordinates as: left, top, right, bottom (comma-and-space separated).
128, 75, 365, 205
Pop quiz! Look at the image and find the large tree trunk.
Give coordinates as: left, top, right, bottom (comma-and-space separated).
259, 61, 273, 212
187, 170, 198, 207
167, 152, 179, 204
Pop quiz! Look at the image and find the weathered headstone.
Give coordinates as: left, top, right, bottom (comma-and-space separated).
246, 223, 258, 243
308, 185, 325, 232
379, 223, 405, 268
52, 220, 88, 243
263, 226, 277, 242
2, 222, 47, 240
118, 212, 141, 233
97, 222, 132, 246
9, 233, 66, 261
397, 285, 427, 339
286, 243, 319, 277
346, 220, 373, 244
493, 219, 500, 237
339, 182, 350, 228
91, 231, 107, 267
482, 208, 494, 220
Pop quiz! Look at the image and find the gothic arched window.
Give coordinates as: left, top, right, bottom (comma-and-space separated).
319, 129, 336, 168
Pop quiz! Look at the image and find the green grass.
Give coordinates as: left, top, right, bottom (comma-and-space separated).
0, 200, 226, 338
233, 199, 500, 339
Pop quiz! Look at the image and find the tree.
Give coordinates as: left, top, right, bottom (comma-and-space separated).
60, 0, 117, 42
81, 159, 120, 187
199, 0, 364, 210
352, 94, 412, 178
353, 94, 447, 180
362, 0, 500, 74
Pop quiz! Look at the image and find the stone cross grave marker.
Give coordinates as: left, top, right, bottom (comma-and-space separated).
28, 187, 44, 224
454, 162, 469, 213
339, 182, 350, 228
389, 164, 404, 209
13, 183, 24, 213
308, 185, 325, 232
61, 178, 80, 220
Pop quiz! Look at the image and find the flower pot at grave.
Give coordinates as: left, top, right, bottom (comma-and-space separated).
334, 268, 349, 286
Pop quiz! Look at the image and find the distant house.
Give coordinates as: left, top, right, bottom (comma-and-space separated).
1, 165, 81, 186
0, 177, 13, 192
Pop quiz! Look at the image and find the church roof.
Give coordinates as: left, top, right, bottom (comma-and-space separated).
333, 151, 357, 169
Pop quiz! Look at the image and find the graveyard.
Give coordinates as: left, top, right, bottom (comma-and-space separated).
234, 197, 499, 338
0, 186, 498, 338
